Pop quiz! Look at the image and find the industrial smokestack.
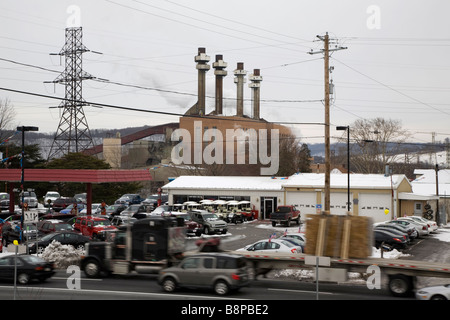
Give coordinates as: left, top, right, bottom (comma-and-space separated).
249, 69, 262, 120
212, 54, 227, 115
195, 47, 210, 115
234, 62, 247, 117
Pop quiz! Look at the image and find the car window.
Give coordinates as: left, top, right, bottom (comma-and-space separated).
267, 242, 280, 249
53, 234, 65, 242
182, 257, 200, 269
203, 257, 214, 269
253, 241, 267, 250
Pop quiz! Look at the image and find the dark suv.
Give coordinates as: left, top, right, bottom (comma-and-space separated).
158, 253, 249, 295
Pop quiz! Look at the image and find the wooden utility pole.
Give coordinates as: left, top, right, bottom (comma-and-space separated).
309, 32, 346, 213
323, 33, 331, 212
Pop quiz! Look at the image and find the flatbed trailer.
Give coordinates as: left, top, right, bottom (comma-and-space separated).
223, 250, 450, 297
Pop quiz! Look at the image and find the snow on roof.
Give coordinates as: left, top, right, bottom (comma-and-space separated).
163, 173, 409, 191
163, 175, 286, 191
412, 169, 450, 196
282, 173, 409, 189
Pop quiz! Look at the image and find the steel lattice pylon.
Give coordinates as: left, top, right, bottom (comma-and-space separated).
47, 27, 95, 160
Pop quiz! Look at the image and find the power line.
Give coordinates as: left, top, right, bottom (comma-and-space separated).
0, 86, 326, 127
333, 57, 450, 116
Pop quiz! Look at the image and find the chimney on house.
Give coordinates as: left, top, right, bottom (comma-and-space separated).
249, 69, 262, 120
234, 62, 247, 117
212, 54, 227, 115
195, 47, 210, 115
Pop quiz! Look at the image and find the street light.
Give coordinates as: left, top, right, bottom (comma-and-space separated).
17, 126, 39, 247
336, 126, 350, 212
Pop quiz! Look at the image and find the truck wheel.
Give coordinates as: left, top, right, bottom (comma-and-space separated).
162, 277, 177, 293
204, 226, 211, 235
388, 274, 414, 297
84, 259, 101, 278
271, 221, 276, 227
214, 280, 230, 295
285, 218, 291, 227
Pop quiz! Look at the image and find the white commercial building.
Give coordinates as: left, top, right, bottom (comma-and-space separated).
163, 172, 436, 223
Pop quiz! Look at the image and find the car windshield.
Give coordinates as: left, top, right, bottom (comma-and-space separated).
55, 224, 73, 230
47, 193, 59, 197
202, 213, 219, 221
94, 220, 111, 226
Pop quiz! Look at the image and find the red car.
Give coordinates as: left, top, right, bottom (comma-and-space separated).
74, 216, 117, 240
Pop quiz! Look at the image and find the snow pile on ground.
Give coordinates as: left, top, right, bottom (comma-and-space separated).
41, 241, 83, 269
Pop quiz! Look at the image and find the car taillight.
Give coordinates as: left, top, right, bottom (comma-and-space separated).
231, 273, 241, 280
422, 226, 427, 230
291, 248, 297, 253
35, 266, 44, 271
393, 238, 402, 242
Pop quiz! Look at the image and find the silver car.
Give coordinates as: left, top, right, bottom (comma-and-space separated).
158, 253, 250, 295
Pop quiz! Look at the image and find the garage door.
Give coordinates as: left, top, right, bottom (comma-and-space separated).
286, 192, 317, 215
329, 192, 351, 215
358, 193, 391, 223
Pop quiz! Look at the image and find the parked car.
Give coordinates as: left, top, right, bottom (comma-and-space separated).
397, 218, 430, 236
0, 254, 55, 284
238, 238, 302, 254
387, 219, 429, 237
0, 193, 10, 211
142, 194, 168, 209
43, 191, 60, 207
158, 253, 250, 295
19, 191, 38, 208
110, 215, 137, 226
74, 215, 117, 240
37, 219, 76, 235
79, 203, 103, 215
374, 229, 408, 250
165, 212, 202, 237
188, 210, 228, 235
278, 237, 304, 253
150, 205, 178, 216
120, 204, 148, 219
283, 232, 306, 244
375, 223, 417, 240
105, 204, 127, 216
115, 194, 144, 206
1, 222, 39, 245
60, 203, 86, 214
401, 216, 438, 233
74, 193, 87, 204
28, 231, 90, 254
416, 284, 450, 300
52, 197, 77, 212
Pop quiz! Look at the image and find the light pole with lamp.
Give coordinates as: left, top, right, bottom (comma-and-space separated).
336, 126, 350, 212
17, 126, 39, 250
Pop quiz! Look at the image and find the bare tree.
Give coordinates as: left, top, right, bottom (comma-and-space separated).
0, 98, 16, 141
338, 118, 412, 174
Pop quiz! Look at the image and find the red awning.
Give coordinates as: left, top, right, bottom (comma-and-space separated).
0, 169, 152, 183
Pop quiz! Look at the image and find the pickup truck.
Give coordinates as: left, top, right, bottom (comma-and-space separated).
270, 205, 301, 227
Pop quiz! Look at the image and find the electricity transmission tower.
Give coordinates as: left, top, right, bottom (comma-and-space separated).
47, 27, 95, 160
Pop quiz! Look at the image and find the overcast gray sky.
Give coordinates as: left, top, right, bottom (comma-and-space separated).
1, 0, 449, 148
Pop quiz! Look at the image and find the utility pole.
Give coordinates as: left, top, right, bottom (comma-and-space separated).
309, 32, 346, 213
